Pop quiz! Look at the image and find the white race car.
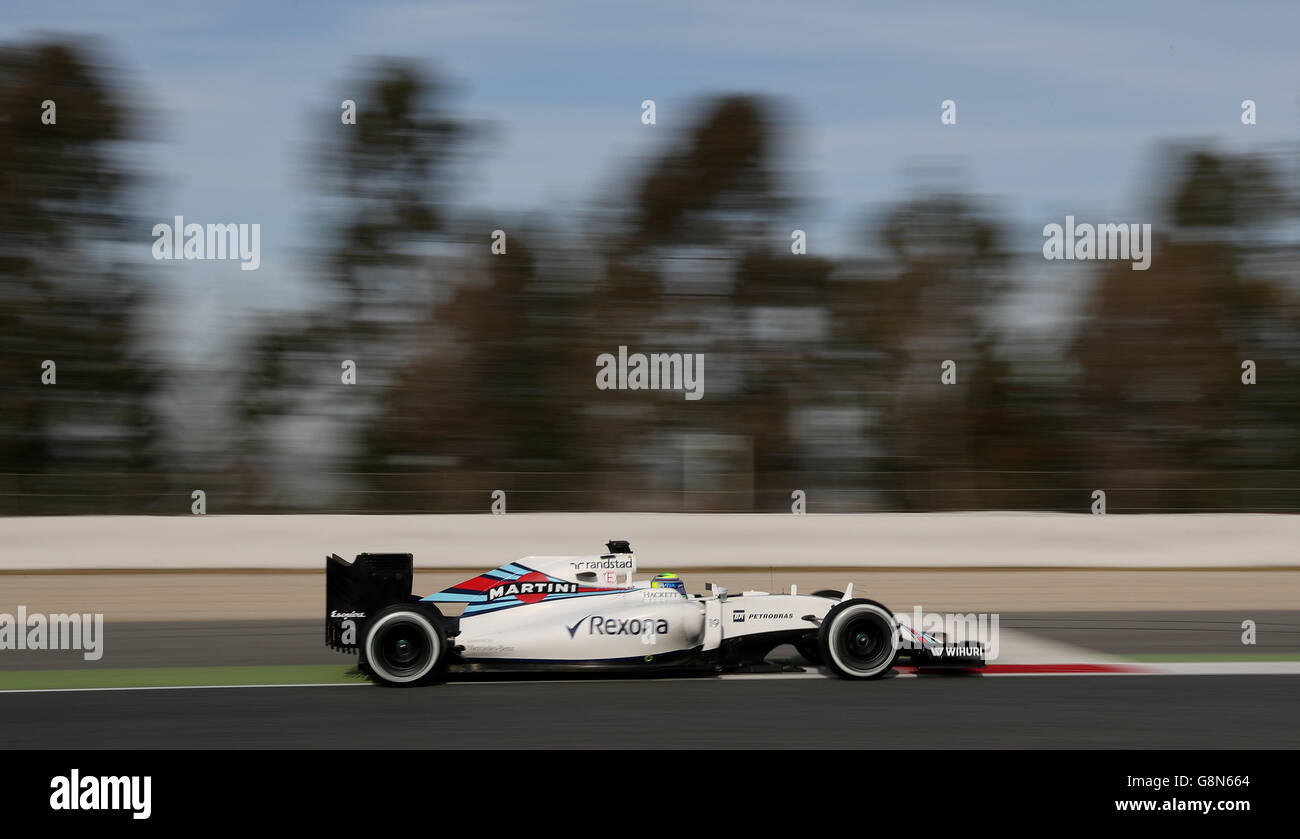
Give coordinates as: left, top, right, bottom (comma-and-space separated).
325, 541, 984, 685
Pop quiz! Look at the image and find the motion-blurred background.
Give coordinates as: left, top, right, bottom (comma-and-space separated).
3, 3, 1300, 515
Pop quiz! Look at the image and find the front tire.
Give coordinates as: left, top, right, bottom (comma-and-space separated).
796, 590, 846, 664
361, 604, 448, 686
818, 599, 900, 680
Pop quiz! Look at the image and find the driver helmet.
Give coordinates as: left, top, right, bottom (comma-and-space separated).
650, 572, 686, 597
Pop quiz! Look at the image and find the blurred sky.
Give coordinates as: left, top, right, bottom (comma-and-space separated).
4, 1, 1299, 354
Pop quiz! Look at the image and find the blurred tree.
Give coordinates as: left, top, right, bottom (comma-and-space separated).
0, 40, 162, 514
583, 96, 823, 510
236, 82, 1300, 515
627, 96, 786, 251
1071, 149, 1300, 511
848, 195, 997, 509
840, 193, 1080, 510
355, 95, 822, 512
355, 233, 597, 511
233, 60, 470, 509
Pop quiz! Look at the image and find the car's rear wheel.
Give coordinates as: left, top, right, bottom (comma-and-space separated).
361, 604, 447, 686
818, 599, 899, 680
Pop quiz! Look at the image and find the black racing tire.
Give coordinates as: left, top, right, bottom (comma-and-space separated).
817, 598, 900, 680
360, 603, 448, 686
795, 591, 844, 663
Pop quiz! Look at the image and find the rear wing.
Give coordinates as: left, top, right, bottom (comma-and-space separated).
325, 552, 414, 651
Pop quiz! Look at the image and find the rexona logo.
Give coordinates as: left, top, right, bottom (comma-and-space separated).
566, 615, 670, 638
50, 770, 151, 820
487, 578, 579, 603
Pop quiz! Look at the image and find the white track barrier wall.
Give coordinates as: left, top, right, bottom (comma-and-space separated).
0, 513, 1296, 571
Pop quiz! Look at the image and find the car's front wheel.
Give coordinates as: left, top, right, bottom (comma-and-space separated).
796, 590, 846, 664
361, 604, 448, 686
818, 599, 899, 680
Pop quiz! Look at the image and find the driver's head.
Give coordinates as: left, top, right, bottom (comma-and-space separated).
650, 572, 686, 596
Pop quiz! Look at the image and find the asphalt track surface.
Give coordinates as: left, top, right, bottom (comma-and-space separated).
2, 674, 1297, 748
3, 611, 1296, 670
3, 612, 1297, 749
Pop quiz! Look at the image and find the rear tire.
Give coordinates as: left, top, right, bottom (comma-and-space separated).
361, 604, 448, 686
818, 599, 899, 680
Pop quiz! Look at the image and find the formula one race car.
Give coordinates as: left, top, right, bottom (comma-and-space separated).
325, 541, 984, 686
